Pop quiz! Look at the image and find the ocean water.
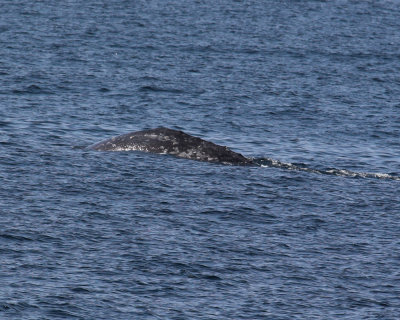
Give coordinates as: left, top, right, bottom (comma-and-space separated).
1, 0, 400, 319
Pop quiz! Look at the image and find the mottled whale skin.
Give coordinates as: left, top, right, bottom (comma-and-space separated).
89, 127, 253, 165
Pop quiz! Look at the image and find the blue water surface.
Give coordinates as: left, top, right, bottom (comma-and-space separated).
1, 0, 400, 319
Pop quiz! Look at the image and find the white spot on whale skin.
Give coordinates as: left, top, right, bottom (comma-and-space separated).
144, 133, 158, 139
158, 146, 168, 154
144, 133, 171, 142
108, 144, 150, 152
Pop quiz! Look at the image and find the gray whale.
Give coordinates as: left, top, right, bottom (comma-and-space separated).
89, 127, 253, 165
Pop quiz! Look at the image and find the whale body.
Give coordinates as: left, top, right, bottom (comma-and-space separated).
89, 127, 253, 165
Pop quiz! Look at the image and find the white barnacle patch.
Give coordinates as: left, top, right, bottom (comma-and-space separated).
177, 148, 199, 159
162, 136, 170, 141
110, 144, 148, 152
158, 146, 167, 154
144, 133, 159, 139
131, 145, 146, 152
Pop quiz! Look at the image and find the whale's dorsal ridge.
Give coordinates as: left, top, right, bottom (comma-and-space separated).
89, 127, 253, 165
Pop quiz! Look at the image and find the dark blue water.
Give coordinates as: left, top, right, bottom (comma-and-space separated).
1, 0, 400, 319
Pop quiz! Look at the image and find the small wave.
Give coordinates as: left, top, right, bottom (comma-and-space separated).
139, 85, 184, 94
12, 84, 53, 95
255, 158, 400, 181
0, 232, 33, 241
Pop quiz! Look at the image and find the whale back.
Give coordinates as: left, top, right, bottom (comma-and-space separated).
89, 127, 252, 165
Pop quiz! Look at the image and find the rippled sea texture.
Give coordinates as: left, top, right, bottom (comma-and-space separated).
1, 1, 400, 319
